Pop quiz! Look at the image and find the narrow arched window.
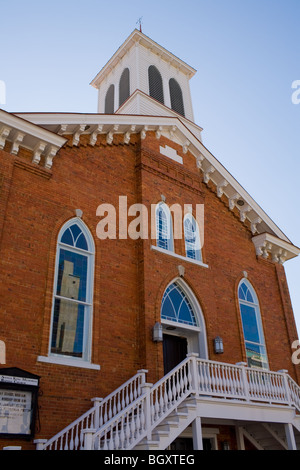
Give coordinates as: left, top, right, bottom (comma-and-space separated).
105, 84, 115, 114
119, 68, 130, 107
238, 279, 268, 369
184, 213, 202, 261
169, 78, 185, 117
148, 65, 164, 105
50, 219, 94, 362
161, 282, 198, 327
156, 202, 173, 252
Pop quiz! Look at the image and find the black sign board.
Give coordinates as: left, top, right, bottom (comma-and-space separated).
0, 367, 40, 440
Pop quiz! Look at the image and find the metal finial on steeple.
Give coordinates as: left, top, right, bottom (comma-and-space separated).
136, 17, 143, 32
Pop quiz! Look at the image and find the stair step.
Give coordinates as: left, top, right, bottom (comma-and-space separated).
152, 429, 170, 440
170, 411, 189, 419
134, 440, 160, 450
157, 421, 179, 432
177, 403, 197, 413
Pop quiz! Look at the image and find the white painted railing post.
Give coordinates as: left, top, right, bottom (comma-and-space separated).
91, 397, 103, 429
236, 362, 250, 401
34, 439, 47, 450
137, 369, 148, 385
82, 428, 96, 450
187, 353, 199, 395
141, 382, 153, 441
278, 370, 292, 406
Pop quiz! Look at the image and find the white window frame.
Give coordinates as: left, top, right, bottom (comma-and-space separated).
47, 218, 95, 366
184, 213, 202, 262
155, 202, 174, 252
238, 278, 269, 370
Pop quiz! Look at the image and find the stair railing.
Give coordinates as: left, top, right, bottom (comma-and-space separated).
40, 369, 147, 450
39, 356, 300, 450
90, 355, 194, 450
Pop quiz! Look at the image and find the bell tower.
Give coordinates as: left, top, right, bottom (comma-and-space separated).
90, 29, 197, 122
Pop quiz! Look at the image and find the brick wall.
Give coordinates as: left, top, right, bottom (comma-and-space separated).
0, 130, 299, 448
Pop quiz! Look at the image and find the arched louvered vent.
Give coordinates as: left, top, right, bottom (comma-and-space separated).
148, 65, 164, 105
119, 68, 130, 107
105, 84, 115, 114
169, 78, 185, 117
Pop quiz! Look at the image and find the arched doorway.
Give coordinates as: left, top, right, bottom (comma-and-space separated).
160, 278, 207, 374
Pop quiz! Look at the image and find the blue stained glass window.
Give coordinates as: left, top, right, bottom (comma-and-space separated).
51, 220, 93, 361
156, 203, 173, 251
240, 304, 260, 344
238, 280, 268, 369
56, 249, 88, 302
184, 214, 201, 261
61, 224, 88, 251
161, 283, 197, 327
238, 283, 254, 303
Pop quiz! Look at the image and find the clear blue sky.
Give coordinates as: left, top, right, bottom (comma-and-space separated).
1, 0, 300, 335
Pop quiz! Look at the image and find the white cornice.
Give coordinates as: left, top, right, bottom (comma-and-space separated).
252, 233, 300, 264
0, 109, 67, 169
14, 111, 298, 259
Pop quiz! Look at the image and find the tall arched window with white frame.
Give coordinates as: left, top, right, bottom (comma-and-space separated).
184, 213, 202, 261
50, 219, 95, 363
156, 202, 174, 252
238, 279, 269, 369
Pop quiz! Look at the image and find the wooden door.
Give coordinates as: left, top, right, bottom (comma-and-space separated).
163, 334, 187, 375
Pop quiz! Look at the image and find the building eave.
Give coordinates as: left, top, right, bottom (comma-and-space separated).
14, 111, 298, 261
0, 109, 67, 168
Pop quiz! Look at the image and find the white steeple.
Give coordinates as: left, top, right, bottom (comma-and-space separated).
90, 29, 197, 123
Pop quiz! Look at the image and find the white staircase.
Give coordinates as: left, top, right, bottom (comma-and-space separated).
37, 354, 300, 450
135, 398, 198, 450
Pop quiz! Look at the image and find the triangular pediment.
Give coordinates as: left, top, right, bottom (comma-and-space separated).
115, 89, 203, 142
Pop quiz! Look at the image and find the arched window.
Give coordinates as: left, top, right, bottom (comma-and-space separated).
156, 202, 173, 252
148, 65, 164, 105
119, 68, 130, 107
169, 78, 185, 117
105, 84, 115, 114
184, 213, 202, 261
238, 279, 268, 369
50, 219, 94, 362
161, 282, 198, 327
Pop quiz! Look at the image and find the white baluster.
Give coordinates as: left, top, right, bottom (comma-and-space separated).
119, 415, 125, 449
114, 421, 120, 449
69, 427, 74, 450
109, 424, 114, 450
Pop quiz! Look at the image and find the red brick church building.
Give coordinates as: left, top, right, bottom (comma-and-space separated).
1, 29, 300, 451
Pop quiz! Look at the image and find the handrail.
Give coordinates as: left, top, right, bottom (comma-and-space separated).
40, 370, 147, 450
40, 356, 300, 450
90, 356, 300, 450
91, 356, 193, 450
